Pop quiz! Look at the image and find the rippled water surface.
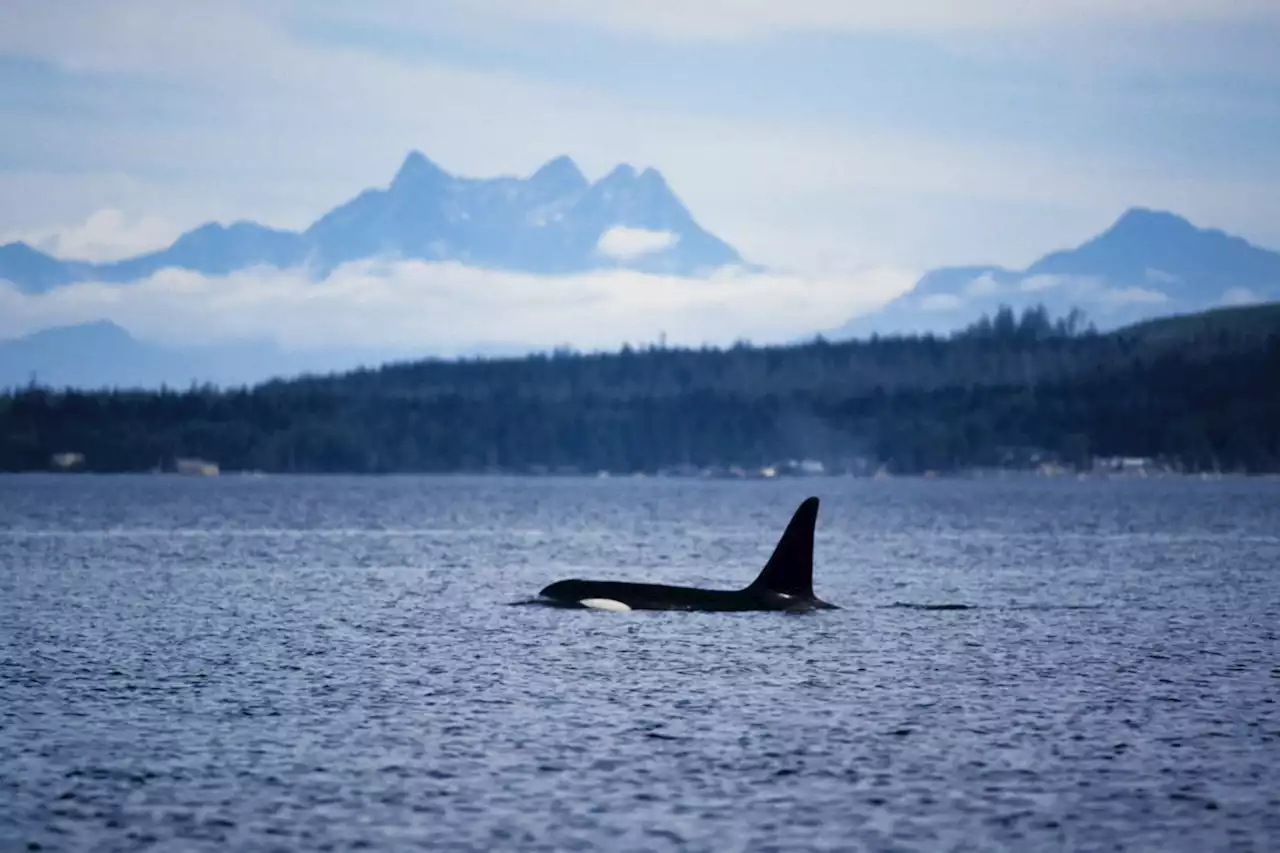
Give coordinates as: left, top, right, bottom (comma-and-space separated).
2, 474, 1278, 852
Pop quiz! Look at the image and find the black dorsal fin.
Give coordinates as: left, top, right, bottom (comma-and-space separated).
747, 496, 819, 597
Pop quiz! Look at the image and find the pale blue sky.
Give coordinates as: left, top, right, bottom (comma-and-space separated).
2, 0, 1279, 277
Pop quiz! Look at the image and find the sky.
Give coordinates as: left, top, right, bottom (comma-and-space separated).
1, 0, 1278, 351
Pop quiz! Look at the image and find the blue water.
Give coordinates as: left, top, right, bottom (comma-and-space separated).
2, 475, 1278, 852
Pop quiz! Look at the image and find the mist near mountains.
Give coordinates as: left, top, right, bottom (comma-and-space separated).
0, 259, 909, 387
2, 151, 1279, 390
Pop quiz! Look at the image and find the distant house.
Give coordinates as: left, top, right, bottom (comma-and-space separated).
1095, 456, 1154, 474
50, 452, 85, 471
174, 458, 220, 476
793, 459, 826, 476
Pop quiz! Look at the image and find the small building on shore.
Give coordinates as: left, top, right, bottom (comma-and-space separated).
174, 458, 220, 476
50, 452, 85, 471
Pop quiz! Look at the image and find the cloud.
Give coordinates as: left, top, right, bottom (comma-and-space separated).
424, 0, 1280, 42
962, 272, 1002, 296
1019, 274, 1067, 292
596, 227, 679, 260
3, 209, 181, 262
1098, 286, 1168, 305
0, 262, 916, 354
983, 274, 1167, 307
908, 274, 1172, 320
1221, 286, 1262, 306
920, 294, 964, 312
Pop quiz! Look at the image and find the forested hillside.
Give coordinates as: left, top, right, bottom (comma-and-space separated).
3, 304, 1277, 475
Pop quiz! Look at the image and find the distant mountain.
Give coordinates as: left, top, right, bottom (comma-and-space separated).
0, 322, 161, 389
833, 208, 1280, 338
0, 322, 556, 391
0, 152, 742, 294
0, 322, 326, 390
0, 243, 95, 293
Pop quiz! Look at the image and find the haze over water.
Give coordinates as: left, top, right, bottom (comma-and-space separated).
2, 474, 1278, 852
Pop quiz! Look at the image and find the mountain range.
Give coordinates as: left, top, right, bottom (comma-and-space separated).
830, 207, 1280, 338
2, 150, 1279, 389
0, 151, 740, 295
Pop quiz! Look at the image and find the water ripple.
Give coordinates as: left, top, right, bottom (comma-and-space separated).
2, 474, 1278, 852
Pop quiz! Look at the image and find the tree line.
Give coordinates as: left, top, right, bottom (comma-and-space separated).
2, 304, 1277, 475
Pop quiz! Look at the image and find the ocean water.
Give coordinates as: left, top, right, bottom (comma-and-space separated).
1, 474, 1278, 853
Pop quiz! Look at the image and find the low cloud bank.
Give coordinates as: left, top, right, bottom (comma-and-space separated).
596, 227, 679, 260
0, 259, 915, 354
981, 273, 1166, 308
4, 209, 181, 262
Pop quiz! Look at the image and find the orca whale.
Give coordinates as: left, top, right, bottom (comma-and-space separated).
534, 496, 837, 612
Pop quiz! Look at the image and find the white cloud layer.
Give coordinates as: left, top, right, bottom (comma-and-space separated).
0, 262, 915, 353
962, 272, 1002, 296
1019, 275, 1069, 293
920, 294, 963, 312
405, 0, 1280, 42
1097, 286, 1168, 306
907, 273, 1172, 317
1222, 286, 1263, 306
596, 227, 679, 260
3, 209, 181, 261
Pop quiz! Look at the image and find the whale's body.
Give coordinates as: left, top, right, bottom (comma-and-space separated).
536, 497, 836, 612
